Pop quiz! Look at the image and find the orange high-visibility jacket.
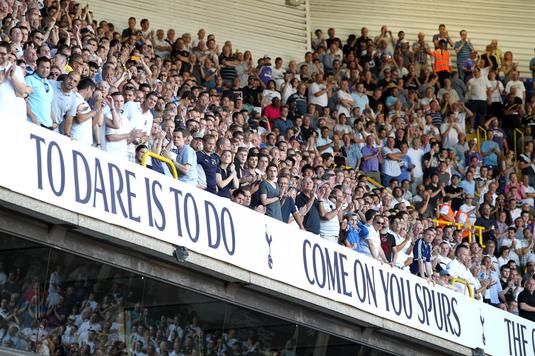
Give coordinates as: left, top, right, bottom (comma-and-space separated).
432, 50, 451, 73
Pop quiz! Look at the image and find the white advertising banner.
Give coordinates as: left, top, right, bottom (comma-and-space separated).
1, 121, 534, 355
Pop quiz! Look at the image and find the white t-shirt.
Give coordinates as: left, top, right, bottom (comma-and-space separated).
406, 147, 424, 177
71, 93, 93, 146
453, 111, 466, 135
51, 80, 78, 126
123, 101, 153, 135
487, 80, 504, 103
468, 76, 489, 101
105, 108, 131, 160
336, 90, 353, 117
316, 136, 333, 154
272, 67, 286, 90
393, 232, 410, 268
0, 63, 26, 121
319, 200, 340, 237
440, 123, 459, 147
505, 80, 526, 100
309, 82, 328, 107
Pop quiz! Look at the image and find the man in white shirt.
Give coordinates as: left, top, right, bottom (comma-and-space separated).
336, 79, 354, 117
466, 67, 489, 124
446, 244, 476, 296
316, 126, 334, 154
440, 112, 461, 147
351, 82, 369, 113
505, 70, 526, 101
407, 137, 425, 187
123, 91, 157, 143
381, 137, 402, 187
367, 215, 389, 263
105, 93, 143, 160
71, 78, 98, 146
308, 73, 329, 108
0, 41, 28, 121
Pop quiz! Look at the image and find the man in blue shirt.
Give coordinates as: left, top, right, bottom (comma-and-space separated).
480, 131, 500, 168
197, 134, 219, 194
26, 56, 55, 128
167, 128, 198, 186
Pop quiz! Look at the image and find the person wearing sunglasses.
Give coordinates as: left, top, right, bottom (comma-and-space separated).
26, 56, 56, 129
359, 210, 389, 263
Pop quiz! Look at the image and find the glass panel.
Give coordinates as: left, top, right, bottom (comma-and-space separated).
0, 232, 392, 355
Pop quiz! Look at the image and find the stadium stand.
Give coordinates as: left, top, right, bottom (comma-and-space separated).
1, 0, 535, 354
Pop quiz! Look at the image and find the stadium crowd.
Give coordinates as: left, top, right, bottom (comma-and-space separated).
1, 0, 535, 354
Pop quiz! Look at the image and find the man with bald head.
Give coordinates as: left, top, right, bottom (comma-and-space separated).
51, 70, 80, 136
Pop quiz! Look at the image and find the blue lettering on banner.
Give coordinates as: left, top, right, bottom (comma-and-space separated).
379, 270, 413, 319
108, 163, 128, 218
220, 208, 235, 256
124, 170, 139, 222
301, 237, 465, 337
145, 178, 166, 231
47, 140, 65, 196
93, 157, 109, 212
151, 180, 166, 231
28, 133, 237, 258
184, 193, 199, 242
301, 240, 355, 298
353, 259, 377, 307
170, 187, 184, 237
73, 150, 91, 204
30, 134, 46, 190
504, 318, 531, 356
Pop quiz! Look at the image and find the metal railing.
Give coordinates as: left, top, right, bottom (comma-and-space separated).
514, 128, 525, 165
141, 151, 178, 179
476, 126, 487, 152
450, 278, 474, 298
431, 219, 486, 247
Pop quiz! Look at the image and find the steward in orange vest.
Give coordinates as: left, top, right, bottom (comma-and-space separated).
437, 197, 455, 228
455, 210, 471, 239
429, 40, 451, 85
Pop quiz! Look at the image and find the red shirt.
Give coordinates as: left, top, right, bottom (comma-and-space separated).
262, 105, 281, 126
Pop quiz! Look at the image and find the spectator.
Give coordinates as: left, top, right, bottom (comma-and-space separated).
197, 134, 219, 194
259, 164, 282, 221
411, 228, 435, 279
518, 278, 535, 322
165, 128, 199, 186
26, 56, 55, 128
